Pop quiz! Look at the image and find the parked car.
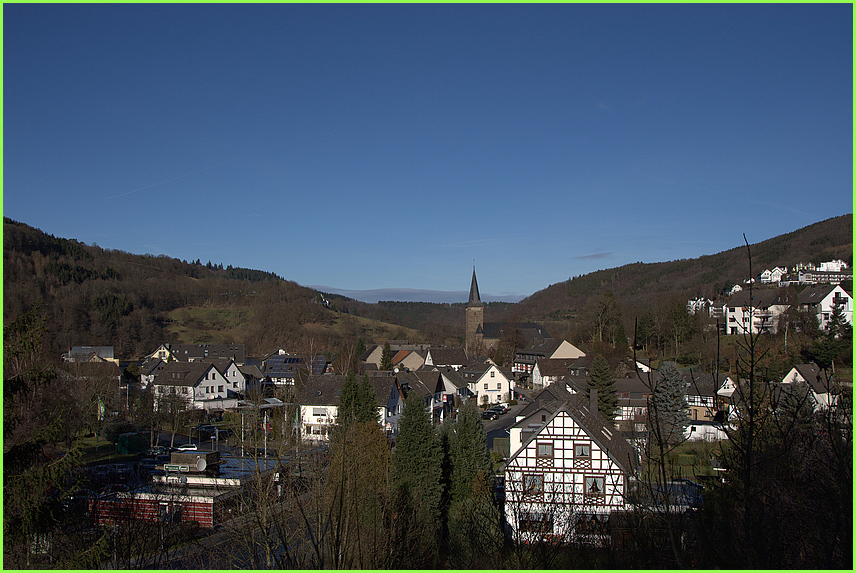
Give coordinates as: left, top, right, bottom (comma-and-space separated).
142, 446, 167, 457
196, 425, 217, 434
177, 443, 198, 451
487, 405, 506, 415
481, 410, 499, 420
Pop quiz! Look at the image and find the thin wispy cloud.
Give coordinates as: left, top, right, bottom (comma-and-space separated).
573, 252, 613, 260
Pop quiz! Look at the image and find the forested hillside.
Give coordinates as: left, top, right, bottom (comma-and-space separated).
3, 218, 333, 358
4, 214, 851, 362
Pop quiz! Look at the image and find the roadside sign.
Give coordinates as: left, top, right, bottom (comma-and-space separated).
164, 464, 190, 472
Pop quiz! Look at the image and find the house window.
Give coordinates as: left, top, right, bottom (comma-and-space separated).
218, 385, 224, 393
541, 414, 547, 422
519, 512, 553, 533
536, 442, 553, 458
491, 371, 495, 378
523, 474, 544, 495
484, 383, 488, 390
575, 443, 591, 458
575, 513, 608, 535
584, 476, 605, 497
497, 383, 501, 390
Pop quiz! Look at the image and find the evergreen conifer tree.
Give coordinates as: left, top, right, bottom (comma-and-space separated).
381, 342, 393, 371
391, 392, 443, 566
587, 354, 619, 422
336, 373, 378, 429
651, 362, 690, 446
444, 400, 503, 567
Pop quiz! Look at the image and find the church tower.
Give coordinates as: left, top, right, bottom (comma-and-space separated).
465, 267, 484, 357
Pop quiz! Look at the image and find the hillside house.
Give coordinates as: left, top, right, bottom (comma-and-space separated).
140, 356, 167, 389
155, 343, 246, 364
296, 373, 434, 442
502, 388, 638, 543
797, 284, 853, 333
152, 361, 240, 412
63, 346, 118, 365
760, 267, 788, 284
723, 287, 796, 335
461, 362, 513, 406
780, 363, 839, 411
797, 268, 853, 285
391, 349, 426, 372
514, 338, 586, 375
261, 352, 332, 387
532, 357, 589, 391
424, 347, 468, 370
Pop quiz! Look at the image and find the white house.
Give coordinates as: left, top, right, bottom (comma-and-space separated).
513, 338, 586, 375
465, 363, 513, 406
760, 267, 788, 284
781, 363, 839, 411
797, 284, 853, 333
723, 287, 795, 335
152, 361, 238, 412
424, 347, 468, 371
502, 389, 637, 543
296, 374, 410, 442
819, 259, 848, 273
531, 358, 587, 391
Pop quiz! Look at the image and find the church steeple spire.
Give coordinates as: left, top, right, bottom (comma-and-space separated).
468, 265, 483, 308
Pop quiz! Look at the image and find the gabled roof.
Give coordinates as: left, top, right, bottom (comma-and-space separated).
426, 347, 468, 366
507, 390, 638, 475
727, 287, 795, 309
152, 361, 215, 387
140, 356, 166, 376
797, 284, 843, 305
167, 343, 246, 363
481, 322, 550, 342
535, 357, 586, 377
297, 374, 402, 408
396, 371, 436, 398
789, 363, 836, 395
683, 372, 729, 398
238, 364, 263, 379
297, 375, 347, 406
391, 350, 412, 365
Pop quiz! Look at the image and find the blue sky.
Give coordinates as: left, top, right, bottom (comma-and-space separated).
4, 4, 853, 302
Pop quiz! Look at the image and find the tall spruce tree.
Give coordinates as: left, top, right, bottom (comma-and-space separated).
336, 372, 378, 429
587, 354, 619, 422
391, 392, 443, 567
651, 362, 690, 446
380, 342, 393, 371
444, 400, 503, 567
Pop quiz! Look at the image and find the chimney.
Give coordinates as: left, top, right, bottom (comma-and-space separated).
590, 389, 597, 414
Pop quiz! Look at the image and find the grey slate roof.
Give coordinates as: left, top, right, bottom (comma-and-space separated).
797, 284, 839, 305
152, 361, 212, 387
427, 347, 468, 366
727, 287, 796, 309
508, 385, 639, 475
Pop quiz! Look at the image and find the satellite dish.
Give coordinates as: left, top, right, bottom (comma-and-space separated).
196, 457, 207, 471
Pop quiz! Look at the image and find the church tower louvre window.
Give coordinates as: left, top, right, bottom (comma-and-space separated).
466, 266, 484, 357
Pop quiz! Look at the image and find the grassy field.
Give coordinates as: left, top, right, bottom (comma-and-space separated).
166, 305, 424, 346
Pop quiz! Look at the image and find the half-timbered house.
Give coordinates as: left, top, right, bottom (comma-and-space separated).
502, 388, 637, 543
